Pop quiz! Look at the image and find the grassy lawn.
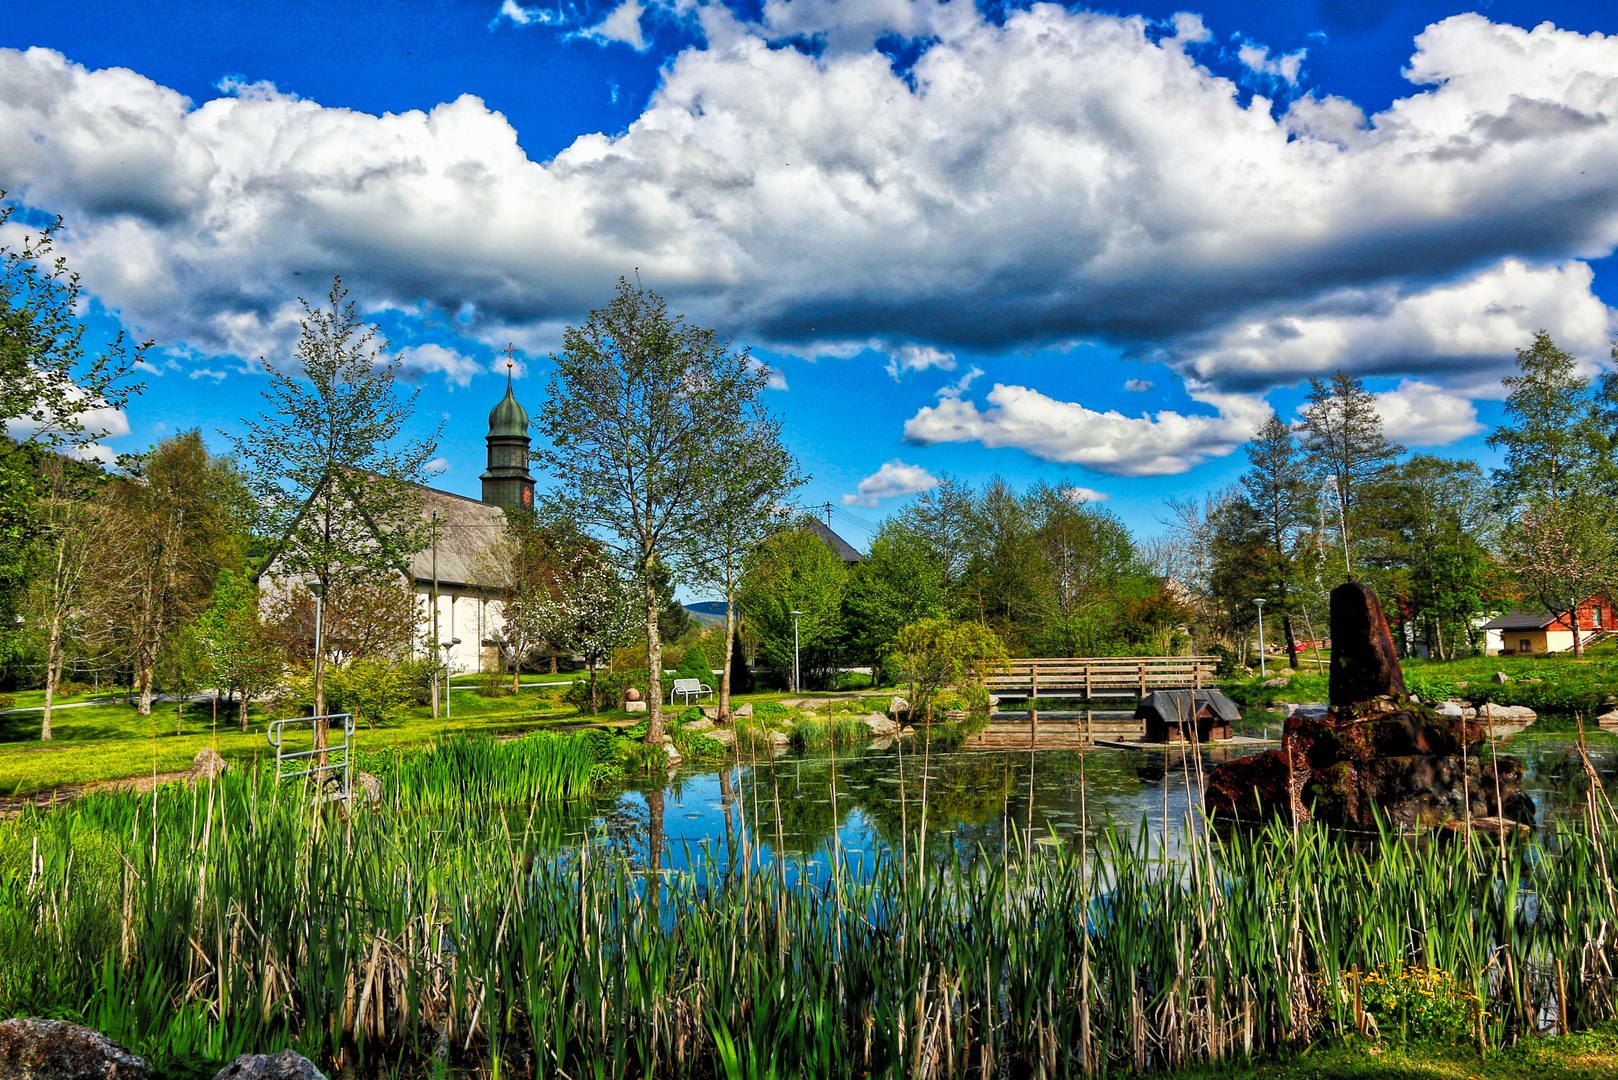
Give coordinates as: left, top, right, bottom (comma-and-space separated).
0, 687, 586, 794
1164, 1027, 1618, 1080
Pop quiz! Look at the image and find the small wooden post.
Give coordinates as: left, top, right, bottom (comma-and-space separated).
1138, 663, 1146, 698
1084, 663, 1092, 700
1030, 666, 1040, 733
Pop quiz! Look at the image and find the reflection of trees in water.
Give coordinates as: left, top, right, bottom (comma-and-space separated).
1509, 736, 1618, 820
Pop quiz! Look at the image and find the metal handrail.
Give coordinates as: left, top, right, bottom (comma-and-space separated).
268, 713, 355, 800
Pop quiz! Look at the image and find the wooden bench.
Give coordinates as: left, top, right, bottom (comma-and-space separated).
985, 656, 1219, 701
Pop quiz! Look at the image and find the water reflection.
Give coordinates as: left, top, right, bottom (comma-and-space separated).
556, 724, 1618, 878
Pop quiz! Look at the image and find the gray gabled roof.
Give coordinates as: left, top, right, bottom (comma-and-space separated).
1481, 610, 1558, 631
804, 518, 863, 562
1135, 689, 1241, 723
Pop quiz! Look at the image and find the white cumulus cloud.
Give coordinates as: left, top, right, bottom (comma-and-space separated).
842, 458, 940, 507
903, 383, 1271, 477
1372, 380, 1485, 446
885, 343, 956, 380
398, 343, 484, 388
4, 9, 1618, 417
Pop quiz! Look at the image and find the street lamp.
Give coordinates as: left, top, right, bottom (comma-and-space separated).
305, 580, 326, 716
1253, 598, 1268, 678
790, 610, 803, 693
441, 638, 461, 717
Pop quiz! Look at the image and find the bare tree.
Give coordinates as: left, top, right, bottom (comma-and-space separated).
1509, 500, 1614, 658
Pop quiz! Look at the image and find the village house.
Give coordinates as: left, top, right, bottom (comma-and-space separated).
1482, 597, 1614, 655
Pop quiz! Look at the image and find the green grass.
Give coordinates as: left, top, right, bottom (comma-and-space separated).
1162, 1026, 1618, 1080
1, 767, 1614, 1079
0, 690, 583, 795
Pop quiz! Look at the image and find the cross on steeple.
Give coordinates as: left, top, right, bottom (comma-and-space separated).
500, 342, 518, 387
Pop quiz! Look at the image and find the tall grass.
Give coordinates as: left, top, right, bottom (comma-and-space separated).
1, 755, 1615, 1077
790, 716, 873, 750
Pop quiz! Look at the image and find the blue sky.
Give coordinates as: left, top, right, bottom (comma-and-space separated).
4, 0, 1618, 556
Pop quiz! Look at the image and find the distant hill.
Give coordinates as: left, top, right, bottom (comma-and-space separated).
684, 602, 728, 627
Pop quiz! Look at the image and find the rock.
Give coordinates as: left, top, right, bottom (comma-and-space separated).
1328, 581, 1407, 705
684, 718, 716, 733
1492, 672, 1510, 685
870, 737, 894, 751
899, 725, 916, 736
1597, 709, 1618, 728
1286, 703, 1329, 720
1477, 703, 1536, 723
212, 1050, 328, 1079
354, 770, 382, 805
732, 703, 754, 719
865, 713, 898, 735
708, 728, 736, 747
767, 730, 790, 748
699, 706, 719, 720
889, 696, 910, 716
664, 743, 682, 765
1206, 582, 1534, 831
0, 1018, 149, 1079
1262, 677, 1289, 688
191, 748, 229, 780
624, 700, 648, 713
625, 687, 642, 702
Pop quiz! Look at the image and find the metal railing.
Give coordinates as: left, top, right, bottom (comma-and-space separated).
267, 713, 355, 800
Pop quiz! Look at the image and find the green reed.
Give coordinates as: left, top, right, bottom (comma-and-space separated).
0, 752, 1614, 1079
790, 716, 875, 750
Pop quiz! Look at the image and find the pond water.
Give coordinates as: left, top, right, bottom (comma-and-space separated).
555, 719, 1618, 875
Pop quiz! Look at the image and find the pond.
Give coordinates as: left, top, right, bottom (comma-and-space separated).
559, 717, 1618, 874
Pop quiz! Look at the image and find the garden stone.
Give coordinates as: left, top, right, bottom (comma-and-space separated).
191, 748, 229, 780
1327, 582, 1406, 705
0, 1018, 149, 1079
732, 703, 753, 718
1285, 703, 1328, 720
354, 770, 382, 805
1492, 672, 1510, 684
708, 728, 736, 747
664, 743, 682, 765
684, 718, 716, 733
212, 1050, 327, 1079
624, 701, 647, 713
1477, 703, 1535, 723
767, 730, 790, 748
865, 713, 897, 735
1262, 677, 1289, 688
699, 706, 719, 719
1432, 701, 1465, 719
888, 697, 910, 716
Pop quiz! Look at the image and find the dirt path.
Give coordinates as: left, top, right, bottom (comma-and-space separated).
0, 769, 196, 821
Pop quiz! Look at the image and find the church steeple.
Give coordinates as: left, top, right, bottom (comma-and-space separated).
480, 355, 535, 510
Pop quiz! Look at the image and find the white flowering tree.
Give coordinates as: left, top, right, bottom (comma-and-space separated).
507, 551, 638, 713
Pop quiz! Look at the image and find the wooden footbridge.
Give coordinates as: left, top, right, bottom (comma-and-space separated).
985, 656, 1219, 703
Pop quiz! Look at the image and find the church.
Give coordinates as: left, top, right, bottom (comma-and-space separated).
258, 374, 536, 679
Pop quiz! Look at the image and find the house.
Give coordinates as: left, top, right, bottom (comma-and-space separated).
257, 377, 535, 677
1135, 689, 1241, 743
1482, 597, 1614, 655
804, 517, 863, 563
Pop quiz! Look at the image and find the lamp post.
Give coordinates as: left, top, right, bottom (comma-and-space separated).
790, 610, 802, 693
1254, 598, 1268, 678
442, 638, 461, 718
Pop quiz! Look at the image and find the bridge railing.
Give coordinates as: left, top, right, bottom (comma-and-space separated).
984, 656, 1220, 700
267, 713, 355, 800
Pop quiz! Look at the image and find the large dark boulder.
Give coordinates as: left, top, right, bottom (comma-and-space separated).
0, 1019, 148, 1079
1328, 581, 1407, 705
1207, 582, 1533, 831
212, 1050, 327, 1079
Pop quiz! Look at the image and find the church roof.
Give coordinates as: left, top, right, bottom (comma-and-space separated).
488, 382, 530, 438
411, 486, 507, 590
804, 518, 863, 562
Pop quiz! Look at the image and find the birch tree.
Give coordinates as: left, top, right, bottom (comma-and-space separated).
24, 457, 108, 740
230, 278, 438, 745
537, 279, 773, 743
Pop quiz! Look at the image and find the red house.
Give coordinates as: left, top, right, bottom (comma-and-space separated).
1482, 597, 1614, 655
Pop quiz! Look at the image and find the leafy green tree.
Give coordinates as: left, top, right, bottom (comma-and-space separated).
891, 618, 1008, 722
1027, 482, 1139, 656
101, 431, 246, 716
1239, 414, 1310, 658
680, 421, 803, 717
326, 657, 413, 730
740, 525, 847, 691
156, 622, 211, 736
842, 518, 952, 683
195, 570, 284, 732
1489, 331, 1604, 509
1507, 499, 1615, 657
1, 206, 145, 658
230, 279, 439, 737
1299, 370, 1402, 575
537, 279, 774, 741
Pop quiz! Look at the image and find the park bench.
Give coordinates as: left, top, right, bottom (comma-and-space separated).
668, 677, 714, 705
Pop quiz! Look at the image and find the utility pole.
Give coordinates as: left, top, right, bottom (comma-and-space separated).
791, 609, 803, 693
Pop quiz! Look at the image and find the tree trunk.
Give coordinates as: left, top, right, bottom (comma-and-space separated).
176, 699, 184, 737
41, 617, 62, 742
511, 642, 521, 694
645, 575, 664, 744
239, 691, 250, 733
588, 665, 599, 714
1282, 615, 1299, 670
1573, 615, 1585, 658
719, 596, 736, 719
549, 652, 558, 675
137, 652, 156, 717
